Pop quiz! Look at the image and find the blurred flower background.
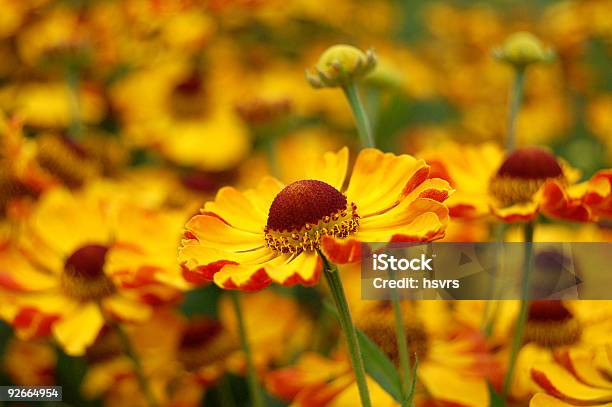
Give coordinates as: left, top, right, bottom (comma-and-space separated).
0, 0, 611, 406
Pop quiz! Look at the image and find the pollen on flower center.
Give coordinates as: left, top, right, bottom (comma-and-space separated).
523, 301, 581, 347
62, 244, 116, 301
264, 180, 359, 253
489, 147, 566, 206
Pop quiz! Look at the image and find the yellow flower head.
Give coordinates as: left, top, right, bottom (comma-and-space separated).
0, 184, 187, 356
422, 142, 612, 223
306, 45, 377, 88
494, 31, 554, 67
179, 147, 452, 291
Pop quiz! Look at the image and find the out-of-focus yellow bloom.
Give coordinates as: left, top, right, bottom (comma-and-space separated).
0, 184, 185, 355
179, 147, 451, 290
81, 309, 194, 407
422, 142, 612, 223
268, 299, 496, 407
503, 301, 612, 401
1, 82, 106, 129
110, 57, 250, 171
238, 127, 347, 187
307, 45, 377, 88
587, 96, 612, 162
3, 338, 56, 386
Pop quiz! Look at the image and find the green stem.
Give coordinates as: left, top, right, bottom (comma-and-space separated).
502, 221, 535, 397
114, 323, 160, 407
217, 375, 237, 407
481, 223, 507, 337
318, 250, 372, 407
343, 82, 374, 148
389, 269, 413, 406
230, 291, 265, 407
65, 65, 82, 139
505, 67, 526, 152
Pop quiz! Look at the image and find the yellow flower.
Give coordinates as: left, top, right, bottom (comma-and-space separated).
267, 299, 496, 407
307, 45, 377, 88
3, 337, 56, 386
421, 142, 612, 223
179, 147, 452, 290
503, 301, 612, 401
0, 184, 184, 355
81, 309, 192, 407
110, 57, 250, 171
4, 82, 106, 129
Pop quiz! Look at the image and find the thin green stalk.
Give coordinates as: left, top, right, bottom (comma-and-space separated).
318, 249, 372, 407
481, 223, 507, 337
505, 67, 526, 152
217, 375, 237, 407
230, 291, 265, 407
114, 323, 160, 407
502, 221, 535, 397
342, 82, 374, 148
389, 269, 413, 407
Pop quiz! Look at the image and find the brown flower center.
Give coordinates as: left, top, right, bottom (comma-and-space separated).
178, 318, 237, 372
170, 73, 209, 119
36, 134, 97, 189
489, 147, 565, 206
62, 244, 115, 301
235, 97, 292, 125
264, 180, 359, 253
523, 300, 581, 347
357, 304, 429, 365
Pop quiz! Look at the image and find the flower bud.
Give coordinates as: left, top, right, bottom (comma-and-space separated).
364, 61, 404, 89
493, 32, 554, 68
306, 44, 377, 88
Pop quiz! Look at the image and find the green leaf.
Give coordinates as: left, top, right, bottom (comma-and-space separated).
356, 329, 404, 402
404, 354, 419, 404
323, 300, 403, 402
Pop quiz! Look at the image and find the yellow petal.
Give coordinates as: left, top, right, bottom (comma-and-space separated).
531, 363, 612, 403
52, 301, 104, 356
307, 147, 349, 191
418, 362, 489, 407
204, 186, 268, 233
346, 149, 430, 215
184, 214, 265, 251
102, 295, 151, 322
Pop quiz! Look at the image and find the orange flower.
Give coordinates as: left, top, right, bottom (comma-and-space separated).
422, 142, 612, 223
179, 147, 452, 291
267, 301, 497, 407
0, 184, 185, 355
529, 345, 612, 406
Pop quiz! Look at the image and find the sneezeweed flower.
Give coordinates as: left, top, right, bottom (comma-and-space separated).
110, 57, 250, 172
529, 345, 612, 406
493, 32, 554, 68
267, 301, 496, 407
0, 185, 184, 356
81, 309, 192, 407
3, 338, 56, 386
179, 147, 451, 290
181, 291, 312, 386
422, 142, 612, 223
502, 300, 612, 401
